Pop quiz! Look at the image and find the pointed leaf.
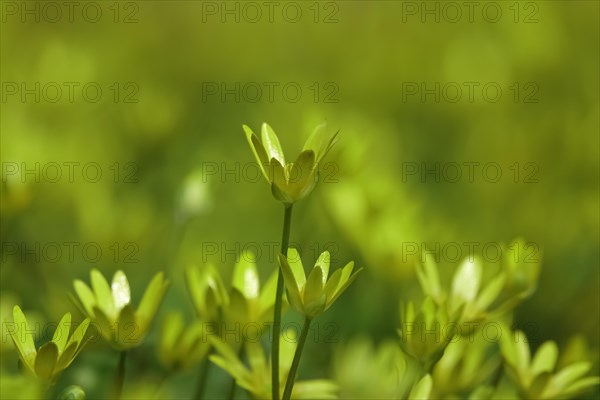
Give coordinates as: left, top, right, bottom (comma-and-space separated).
35, 342, 58, 381
111, 270, 131, 311
261, 123, 285, 165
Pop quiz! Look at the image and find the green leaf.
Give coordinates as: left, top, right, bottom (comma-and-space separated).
52, 313, 71, 353
91, 269, 116, 320
73, 280, 96, 317
243, 125, 270, 181
137, 272, 169, 332
531, 341, 558, 376
408, 374, 433, 400
261, 123, 285, 165
233, 256, 260, 299
111, 270, 131, 311
278, 254, 303, 311
35, 342, 58, 381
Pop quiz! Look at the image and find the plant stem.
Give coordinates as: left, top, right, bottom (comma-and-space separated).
114, 351, 127, 400
227, 342, 245, 399
282, 317, 312, 400
194, 356, 211, 400
272, 204, 293, 400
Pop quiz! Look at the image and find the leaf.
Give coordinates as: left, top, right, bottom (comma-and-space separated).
261, 123, 285, 165
73, 280, 96, 317
9, 306, 37, 373
243, 125, 270, 181
233, 256, 260, 299
35, 342, 58, 381
111, 270, 131, 311
408, 374, 433, 399
531, 341, 558, 376
91, 269, 116, 320
137, 272, 169, 332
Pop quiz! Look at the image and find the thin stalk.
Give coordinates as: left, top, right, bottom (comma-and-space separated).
114, 351, 127, 400
272, 204, 293, 400
194, 356, 211, 400
282, 317, 312, 400
227, 342, 245, 399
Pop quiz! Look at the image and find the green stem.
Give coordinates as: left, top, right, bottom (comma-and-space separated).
114, 351, 127, 400
282, 317, 312, 400
272, 204, 293, 400
228, 342, 245, 399
194, 356, 211, 400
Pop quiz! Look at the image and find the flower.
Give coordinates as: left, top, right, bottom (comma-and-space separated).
278, 249, 362, 318
210, 328, 339, 399
157, 311, 211, 372
8, 306, 89, 383
500, 329, 600, 399
243, 122, 338, 204
223, 252, 279, 327
72, 269, 169, 350
185, 263, 228, 323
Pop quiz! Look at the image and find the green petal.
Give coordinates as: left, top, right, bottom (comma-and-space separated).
287, 150, 317, 201
137, 272, 169, 332
232, 255, 260, 299
117, 305, 139, 348
35, 342, 58, 382
66, 318, 90, 358
55, 342, 78, 372
278, 254, 303, 312
408, 374, 433, 400
531, 341, 558, 376
292, 379, 339, 399
243, 125, 270, 181
92, 306, 115, 344
91, 269, 116, 320
328, 267, 363, 307
475, 274, 506, 312
314, 251, 330, 284
160, 312, 184, 358
258, 269, 278, 311
561, 376, 600, 398
287, 248, 306, 291
416, 258, 444, 304
323, 269, 342, 303
261, 123, 285, 165
545, 361, 592, 395
52, 312, 71, 353
111, 270, 131, 311
224, 288, 249, 326
451, 258, 482, 304
73, 280, 96, 317
9, 305, 36, 372
303, 266, 325, 313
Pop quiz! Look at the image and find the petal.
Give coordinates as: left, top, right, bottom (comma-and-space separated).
92, 306, 115, 344
111, 270, 131, 311
73, 280, 96, 317
278, 254, 303, 312
328, 267, 363, 307
475, 274, 506, 312
232, 255, 260, 299
52, 312, 71, 353
408, 374, 433, 400
287, 150, 316, 201
34, 342, 58, 382
303, 266, 325, 307
451, 258, 482, 304
243, 124, 270, 181
91, 269, 116, 320
323, 269, 342, 304
314, 251, 330, 284
55, 342, 78, 372
258, 269, 278, 311
117, 305, 139, 348
261, 123, 285, 165
67, 318, 90, 360
160, 312, 184, 358
137, 272, 169, 333
416, 258, 444, 304
286, 248, 306, 291
9, 305, 36, 372
302, 122, 327, 156
545, 362, 592, 395
531, 341, 558, 376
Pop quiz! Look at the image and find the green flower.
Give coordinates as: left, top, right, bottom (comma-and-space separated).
224, 253, 279, 327
185, 263, 228, 323
157, 311, 211, 372
210, 328, 338, 399
500, 329, 600, 399
72, 269, 169, 350
243, 122, 337, 204
278, 249, 362, 318
8, 306, 89, 383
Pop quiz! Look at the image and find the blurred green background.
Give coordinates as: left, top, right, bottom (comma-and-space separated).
1, 1, 598, 398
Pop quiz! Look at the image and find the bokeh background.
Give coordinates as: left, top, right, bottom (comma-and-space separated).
1, 1, 598, 398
